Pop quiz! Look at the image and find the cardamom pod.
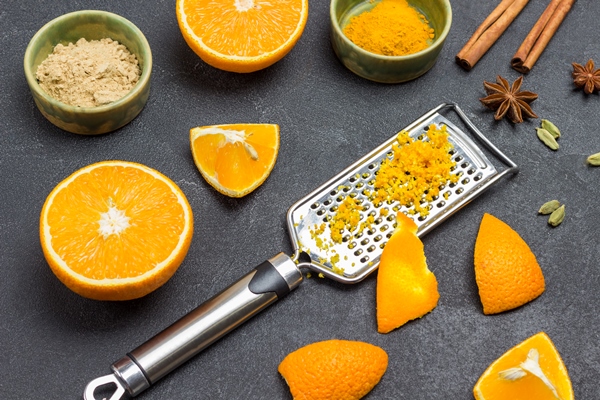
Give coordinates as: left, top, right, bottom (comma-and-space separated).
538, 199, 560, 215
536, 128, 559, 150
541, 119, 561, 139
548, 204, 565, 227
586, 152, 600, 166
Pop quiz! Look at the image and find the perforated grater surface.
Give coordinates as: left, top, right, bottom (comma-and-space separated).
287, 102, 518, 282
84, 103, 518, 400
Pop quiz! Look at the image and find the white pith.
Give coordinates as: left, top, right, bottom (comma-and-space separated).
98, 205, 131, 238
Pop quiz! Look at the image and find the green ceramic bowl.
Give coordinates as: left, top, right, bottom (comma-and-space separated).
24, 10, 152, 135
330, 0, 452, 83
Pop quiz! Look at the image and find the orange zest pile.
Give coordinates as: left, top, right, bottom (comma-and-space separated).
190, 123, 280, 197
278, 339, 388, 400
377, 212, 439, 333
474, 213, 545, 314
474, 332, 574, 400
39, 161, 194, 301
176, 0, 309, 73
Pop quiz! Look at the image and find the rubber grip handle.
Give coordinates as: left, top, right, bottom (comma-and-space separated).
110, 253, 302, 397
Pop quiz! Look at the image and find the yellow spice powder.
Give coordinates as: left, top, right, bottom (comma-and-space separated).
343, 0, 435, 56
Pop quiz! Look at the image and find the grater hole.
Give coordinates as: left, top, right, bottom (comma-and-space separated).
417, 134, 425, 140
349, 176, 358, 183
324, 199, 332, 206
342, 235, 350, 242
330, 205, 338, 212
362, 172, 370, 179
448, 149, 456, 155
356, 182, 364, 189
349, 192, 358, 198
386, 232, 393, 239
454, 155, 463, 162
374, 218, 383, 225
418, 215, 427, 221
449, 182, 457, 188
437, 201, 446, 208
330, 190, 338, 196
386, 215, 395, 221
348, 241, 357, 249
462, 178, 470, 185
380, 224, 389, 232
374, 235, 383, 242
474, 173, 483, 181
387, 151, 393, 158
342, 186, 351, 192
367, 228, 376, 235
368, 163, 377, 170
368, 179, 376, 186
317, 209, 326, 216
467, 168, 476, 175
368, 210, 376, 217
450, 165, 457, 172
456, 187, 464, 195
361, 238, 370, 246
336, 196, 344, 202
461, 162, 470, 169
310, 202, 319, 209
392, 222, 398, 229
355, 231, 364, 239
360, 256, 370, 263
363, 204, 371, 211
367, 245, 376, 253
354, 249, 363, 256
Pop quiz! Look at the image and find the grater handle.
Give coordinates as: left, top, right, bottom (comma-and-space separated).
85, 253, 302, 399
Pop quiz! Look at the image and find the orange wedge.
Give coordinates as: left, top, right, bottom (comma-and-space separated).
39, 161, 193, 301
176, 0, 309, 73
474, 213, 545, 314
376, 212, 439, 333
278, 339, 388, 400
474, 332, 574, 400
190, 123, 280, 197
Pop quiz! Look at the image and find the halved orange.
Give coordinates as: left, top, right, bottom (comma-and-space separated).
376, 212, 439, 334
190, 123, 280, 197
39, 161, 194, 301
176, 0, 309, 73
474, 332, 574, 400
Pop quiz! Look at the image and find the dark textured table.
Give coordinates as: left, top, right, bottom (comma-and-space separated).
2, 1, 600, 399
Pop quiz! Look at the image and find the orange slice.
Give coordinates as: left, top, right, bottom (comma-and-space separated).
376, 212, 439, 333
39, 161, 193, 301
190, 123, 280, 197
474, 213, 545, 314
278, 339, 388, 400
473, 332, 574, 400
176, 0, 309, 73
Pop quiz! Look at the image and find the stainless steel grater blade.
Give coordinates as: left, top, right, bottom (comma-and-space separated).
83, 103, 517, 400
287, 102, 518, 283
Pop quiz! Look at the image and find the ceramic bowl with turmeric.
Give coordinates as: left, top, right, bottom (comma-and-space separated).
330, 0, 452, 83
24, 10, 152, 135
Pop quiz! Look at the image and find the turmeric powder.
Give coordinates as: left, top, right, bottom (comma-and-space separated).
343, 0, 435, 56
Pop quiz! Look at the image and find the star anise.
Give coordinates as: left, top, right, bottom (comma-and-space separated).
572, 59, 600, 94
479, 75, 538, 124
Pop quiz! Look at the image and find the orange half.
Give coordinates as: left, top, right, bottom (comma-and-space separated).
39, 161, 194, 301
474, 332, 574, 400
176, 0, 309, 72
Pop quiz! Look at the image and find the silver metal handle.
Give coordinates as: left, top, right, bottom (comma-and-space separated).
84, 253, 302, 399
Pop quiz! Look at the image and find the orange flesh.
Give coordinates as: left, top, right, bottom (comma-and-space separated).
45, 165, 187, 280
182, 0, 305, 57
191, 124, 278, 193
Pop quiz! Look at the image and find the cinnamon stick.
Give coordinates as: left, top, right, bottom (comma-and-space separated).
456, 0, 530, 71
511, 0, 576, 73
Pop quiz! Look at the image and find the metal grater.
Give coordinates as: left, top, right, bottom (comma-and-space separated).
288, 102, 518, 282
83, 103, 517, 400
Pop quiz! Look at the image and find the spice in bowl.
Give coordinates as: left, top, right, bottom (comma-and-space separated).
36, 38, 141, 107
342, 0, 435, 56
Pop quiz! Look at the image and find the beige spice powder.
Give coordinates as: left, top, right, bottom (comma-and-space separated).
36, 38, 141, 107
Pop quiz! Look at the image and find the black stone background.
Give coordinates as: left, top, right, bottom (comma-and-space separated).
1, 0, 600, 399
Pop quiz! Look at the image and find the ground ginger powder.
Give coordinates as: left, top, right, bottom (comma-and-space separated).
343, 0, 435, 56
36, 38, 140, 107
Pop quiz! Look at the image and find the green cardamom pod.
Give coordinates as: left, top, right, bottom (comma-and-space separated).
541, 119, 561, 139
536, 128, 559, 151
548, 204, 565, 227
586, 152, 600, 166
538, 199, 560, 215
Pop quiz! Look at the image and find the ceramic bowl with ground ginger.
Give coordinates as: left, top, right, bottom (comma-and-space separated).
24, 10, 152, 135
330, 0, 452, 83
